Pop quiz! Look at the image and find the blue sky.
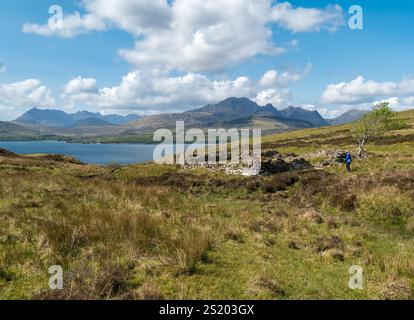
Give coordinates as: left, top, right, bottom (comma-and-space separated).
1, 0, 414, 120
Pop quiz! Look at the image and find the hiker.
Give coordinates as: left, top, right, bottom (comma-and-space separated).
345, 152, 352, 173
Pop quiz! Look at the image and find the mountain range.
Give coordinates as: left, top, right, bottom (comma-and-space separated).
0, 98, 368, 141
15, 108, 141, 128
124, 97, 330, 135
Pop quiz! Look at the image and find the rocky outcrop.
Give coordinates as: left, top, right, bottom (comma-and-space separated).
183, 150, 313, 176
260, 151, 312, 175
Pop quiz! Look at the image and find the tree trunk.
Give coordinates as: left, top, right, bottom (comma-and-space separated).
357, 139, 366, 158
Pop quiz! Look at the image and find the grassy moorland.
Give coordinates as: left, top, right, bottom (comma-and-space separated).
0, 110, 413, 300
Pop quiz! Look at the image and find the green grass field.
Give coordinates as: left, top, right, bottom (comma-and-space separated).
1, 110, 413, 300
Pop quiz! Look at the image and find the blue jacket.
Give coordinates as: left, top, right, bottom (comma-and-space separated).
345, 153, 352, 164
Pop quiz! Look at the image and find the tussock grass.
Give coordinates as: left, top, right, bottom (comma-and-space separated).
1, 109, 414, 299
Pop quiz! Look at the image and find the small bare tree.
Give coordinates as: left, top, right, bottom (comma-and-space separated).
351, 102, 406, 157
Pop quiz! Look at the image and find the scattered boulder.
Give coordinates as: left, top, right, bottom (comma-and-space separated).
290, 158, 312, 171
260, 158, 291, 175
312, 149, 376, 168
183, 150, 313, 176
307, 150, 353, 168
260, 151, 312, 175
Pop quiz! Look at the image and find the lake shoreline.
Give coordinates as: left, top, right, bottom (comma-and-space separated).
0, 141, 160, 165
0, 134, 156, 145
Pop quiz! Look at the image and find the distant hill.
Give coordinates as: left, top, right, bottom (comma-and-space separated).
124, 97, 324, 134
71, 118, 115, 128
0, 121, 45, 140
15, 108, 141, 128
16, 108, 73, 128
279, 106, 330, 127
99, 114, 142, 125
71, 111, 141, 125
328, 109, 368, 125
192, 97, 262, 118
215, 114, 314, 134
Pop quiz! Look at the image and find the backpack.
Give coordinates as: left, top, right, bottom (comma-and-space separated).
336, 152, 346, 163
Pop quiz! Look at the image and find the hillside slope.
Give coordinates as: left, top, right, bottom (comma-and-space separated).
328, 109, 368, 125
215, 114, 314, 134
0, 121, 46, 141
279, 106, 330, 127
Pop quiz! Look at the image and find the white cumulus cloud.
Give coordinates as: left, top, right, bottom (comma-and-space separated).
259, 63, 312, 87
271, 3, 345, 33
63, 76, 98, 95
84, 0, 172, 35
0, 79, 55, 108
23, 12, 107, 38
321, 76, 414, 105
255, 88, 291, 107
119, 0, 286, 73
23, 1, 344, 74
402, 96, 414, 106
